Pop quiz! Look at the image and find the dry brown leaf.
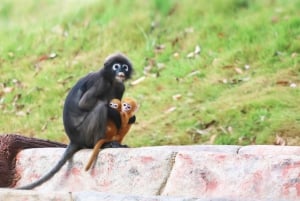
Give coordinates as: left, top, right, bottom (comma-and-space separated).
276, 80, 290, 86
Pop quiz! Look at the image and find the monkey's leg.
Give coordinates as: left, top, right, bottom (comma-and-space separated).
85, 139, 107, 171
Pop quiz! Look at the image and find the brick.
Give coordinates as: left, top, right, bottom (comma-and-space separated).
74, 191, 205, 201
15, 147, 175, 195
0, 188, 71, 201
238, 145, 300, 156
162, 150, 300, 201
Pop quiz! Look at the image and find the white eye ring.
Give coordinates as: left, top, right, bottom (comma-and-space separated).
112, 63, 121, 71
122, 64, 129, 71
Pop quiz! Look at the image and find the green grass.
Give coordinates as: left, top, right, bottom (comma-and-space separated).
0, 0, 299, 146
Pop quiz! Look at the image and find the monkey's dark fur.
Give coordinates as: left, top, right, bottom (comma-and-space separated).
17, 53, 133, 189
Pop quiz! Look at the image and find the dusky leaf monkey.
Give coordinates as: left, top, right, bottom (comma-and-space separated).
17, 53, 133, 189
85, 97, 138, 171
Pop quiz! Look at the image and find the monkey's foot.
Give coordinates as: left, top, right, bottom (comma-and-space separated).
101, 141, 129, 149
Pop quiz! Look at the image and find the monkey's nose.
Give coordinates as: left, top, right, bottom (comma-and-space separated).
117, 72, 125, 77
116, 72, 125, 81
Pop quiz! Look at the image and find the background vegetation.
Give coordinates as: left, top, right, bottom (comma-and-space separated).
0, 0, 299, 147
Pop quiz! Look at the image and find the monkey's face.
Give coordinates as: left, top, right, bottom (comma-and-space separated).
109, 99, 122, 111
122, 99, 138, 115
122, 102, 132, 112
104, 53, 133, 82
112, 63, 131, 82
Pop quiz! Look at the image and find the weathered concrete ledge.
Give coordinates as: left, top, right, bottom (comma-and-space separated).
3, 145, 300, 200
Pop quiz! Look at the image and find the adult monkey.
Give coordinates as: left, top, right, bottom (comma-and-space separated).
17, 53, 133, 190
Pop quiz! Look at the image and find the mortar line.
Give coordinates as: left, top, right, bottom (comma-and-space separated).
156, 151, 178, 195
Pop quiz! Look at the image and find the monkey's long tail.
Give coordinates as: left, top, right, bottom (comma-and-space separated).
16, 143, 79, 190
85, 139, 107, 171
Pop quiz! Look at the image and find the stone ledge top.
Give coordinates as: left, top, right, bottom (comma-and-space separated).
11, 145, 300, 201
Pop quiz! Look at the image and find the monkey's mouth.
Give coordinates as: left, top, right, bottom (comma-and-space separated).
116, 73, 125, 82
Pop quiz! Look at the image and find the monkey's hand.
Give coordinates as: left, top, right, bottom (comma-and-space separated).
107, 106, 122, 129
128, 115, 136, 124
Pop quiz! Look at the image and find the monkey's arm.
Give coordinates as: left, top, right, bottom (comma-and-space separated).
78, 86, 98, 110
78, 78, 109, 110
107, 106, 122, 129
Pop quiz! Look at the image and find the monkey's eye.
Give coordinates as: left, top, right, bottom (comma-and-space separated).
122, 64, 129, 71
112, 63, 121, 71
109, 103, 113, 107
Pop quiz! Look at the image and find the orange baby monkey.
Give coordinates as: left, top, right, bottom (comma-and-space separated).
115, 97, 138, 143
85, 98, 137, 171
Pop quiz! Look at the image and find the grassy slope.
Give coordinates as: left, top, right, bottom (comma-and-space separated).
0, 0, 299, 146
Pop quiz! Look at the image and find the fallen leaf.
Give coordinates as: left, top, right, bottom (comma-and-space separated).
234, 67, 243, 74
131, 76, 146, 86
290, 83, 297, 88
184, 27, 194, 33
221, 79, 228, 84
204, 120, 217, 129
164, 106, 176, 114
212, 58, 221, 66
291, 52, 297, 58
49, 52, 57, 59
187, 70, 200, 77
16, 111, 26, 116
58, 75, 74, 86
209, 134, 217, 144
3, 87, 14, 93
186, 45, 201, 58
172, 94, 182, 100
8, 52, 14, 57
276, 80, 290, 86
13, 94, 21, 106
274, 134, 287, 146
157, 63, 165, 69
186, 52, 195, 58
244, 64, 250, 70
173, 52, 180, 58
194, 45, 201, 55
155, 44, 165, 53
41, 122, 48, 131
